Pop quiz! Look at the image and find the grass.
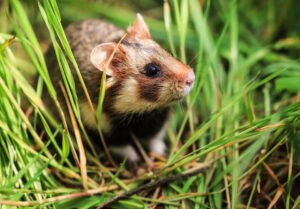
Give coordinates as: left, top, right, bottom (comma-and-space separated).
1, 0, 300, 208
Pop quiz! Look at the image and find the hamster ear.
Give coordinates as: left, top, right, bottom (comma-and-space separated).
90, 43, 118, 76
127, 13, 151, 39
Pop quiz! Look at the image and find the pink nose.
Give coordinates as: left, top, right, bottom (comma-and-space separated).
184, 70, 195, 87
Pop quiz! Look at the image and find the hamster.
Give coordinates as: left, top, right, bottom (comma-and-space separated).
44, 14, 195, 164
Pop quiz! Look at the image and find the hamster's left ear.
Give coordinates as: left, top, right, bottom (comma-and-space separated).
90, 43, 122, 76
127, 13, 151, 39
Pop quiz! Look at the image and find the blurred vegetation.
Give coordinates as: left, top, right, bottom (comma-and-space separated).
0, 0, 300, 208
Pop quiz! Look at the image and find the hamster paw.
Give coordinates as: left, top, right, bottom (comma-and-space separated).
109, 144, 141, 162
149, 138, 167, 157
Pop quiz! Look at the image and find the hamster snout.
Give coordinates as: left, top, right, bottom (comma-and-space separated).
174, 68, 195, 97
183, 70, 195, 95
184, 70, 195, 87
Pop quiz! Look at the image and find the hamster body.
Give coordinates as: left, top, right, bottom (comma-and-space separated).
45, 15, 194, 163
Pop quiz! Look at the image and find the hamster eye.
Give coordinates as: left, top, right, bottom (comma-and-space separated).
144, 63, 161, 77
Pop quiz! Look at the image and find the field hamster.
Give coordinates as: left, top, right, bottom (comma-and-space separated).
44, 14, 194, 164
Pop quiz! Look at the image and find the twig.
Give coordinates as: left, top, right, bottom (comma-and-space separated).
96, 33, 128, 168
0, 184, 119, 207
131, 132, 153, 168
59, 81, 88, 190
97, 161, 213, 209
0, 35, 16, 51
149, 186, 161, 209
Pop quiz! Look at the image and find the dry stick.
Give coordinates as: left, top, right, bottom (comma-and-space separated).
59, 81, 88, 190
262, 162, 281, 186
267, 186, 285, 209
0, 184, 119, 207
131, 132, 153, 168
97, 161, 213, 209
149, 186, 161, 209
0, 35, 15, 50
96, 34, 128, 168
52, 98, 81, 166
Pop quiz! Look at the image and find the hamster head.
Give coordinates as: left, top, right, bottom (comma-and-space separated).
90, 14, 195, 114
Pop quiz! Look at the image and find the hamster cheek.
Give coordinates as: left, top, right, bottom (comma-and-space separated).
79, 102, 111, 133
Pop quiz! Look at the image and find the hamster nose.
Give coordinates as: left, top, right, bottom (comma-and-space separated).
185, 70, 195, 87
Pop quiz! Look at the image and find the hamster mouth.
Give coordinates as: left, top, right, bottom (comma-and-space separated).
175, 83, 193, 96
158, 83, 192, 105
171, 97, 183, 103
169, 94, 185, 102
175, 87, 192, 98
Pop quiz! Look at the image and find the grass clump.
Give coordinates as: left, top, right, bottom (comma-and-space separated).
0, 0, 300, 208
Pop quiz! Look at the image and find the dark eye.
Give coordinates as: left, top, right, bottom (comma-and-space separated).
144, 63, 161, 77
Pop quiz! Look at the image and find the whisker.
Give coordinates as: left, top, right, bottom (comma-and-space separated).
188, 52, 200, 66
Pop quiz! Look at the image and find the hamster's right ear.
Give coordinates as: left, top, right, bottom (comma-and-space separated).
127, 13, 151, 40
90, 43, 120, 76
